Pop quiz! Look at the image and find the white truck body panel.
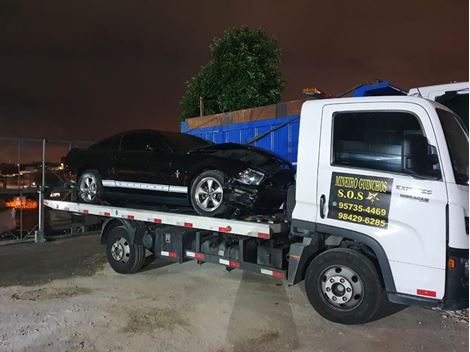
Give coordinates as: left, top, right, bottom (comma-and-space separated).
293, 96, 469, 300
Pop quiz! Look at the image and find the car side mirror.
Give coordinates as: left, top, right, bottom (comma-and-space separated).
402, 134, 439, 177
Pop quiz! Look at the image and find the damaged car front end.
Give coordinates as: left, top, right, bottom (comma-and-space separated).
188, 143, 296, 215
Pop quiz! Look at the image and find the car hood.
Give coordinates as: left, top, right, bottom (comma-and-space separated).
188, 143, 293, 175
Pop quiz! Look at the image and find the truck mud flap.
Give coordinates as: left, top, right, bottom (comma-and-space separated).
287, 237, 320, 285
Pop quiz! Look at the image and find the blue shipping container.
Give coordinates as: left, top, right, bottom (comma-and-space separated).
181, 114, 300, 164
181, 81, 405, 165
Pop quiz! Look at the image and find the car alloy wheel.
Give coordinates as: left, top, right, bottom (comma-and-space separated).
194, 177, 224, 212
79, 174, 98, 202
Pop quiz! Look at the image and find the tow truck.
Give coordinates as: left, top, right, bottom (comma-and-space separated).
45, 96, 469, 325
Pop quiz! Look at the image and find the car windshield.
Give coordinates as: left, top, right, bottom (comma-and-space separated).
89, 134, 121, 150
437, 108, 469, 185
159, 132, 212, 152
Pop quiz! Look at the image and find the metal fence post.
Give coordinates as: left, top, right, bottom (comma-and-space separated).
17, 139, 23, 240
36, 139, 46, 243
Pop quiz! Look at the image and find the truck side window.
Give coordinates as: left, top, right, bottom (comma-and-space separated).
333, 111, 425, 174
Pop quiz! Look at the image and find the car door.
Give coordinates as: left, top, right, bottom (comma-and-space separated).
315, 101, 449, 298
114, 131, 172, 191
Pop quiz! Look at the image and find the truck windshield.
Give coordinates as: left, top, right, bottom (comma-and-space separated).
437, 108, 469, 185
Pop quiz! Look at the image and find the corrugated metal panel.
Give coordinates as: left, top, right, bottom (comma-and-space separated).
181, 115, 300, 164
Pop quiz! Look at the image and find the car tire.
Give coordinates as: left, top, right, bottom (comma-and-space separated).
78, 170, 103, 204
106, 226, 145, 274
190, 170, 231, 217
304, 248, 384, 325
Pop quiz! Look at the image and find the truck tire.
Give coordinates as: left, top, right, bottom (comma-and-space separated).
106, 225, 145, 274
304, 248, 384, 325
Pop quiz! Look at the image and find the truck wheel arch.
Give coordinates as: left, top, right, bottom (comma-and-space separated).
101, 218, 140, 245
291, 220, 396, 293
315, 223, 397, 293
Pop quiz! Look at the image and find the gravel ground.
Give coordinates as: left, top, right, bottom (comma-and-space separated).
0, 235, 468, 352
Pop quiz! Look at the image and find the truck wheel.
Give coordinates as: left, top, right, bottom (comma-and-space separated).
305, 248, 384, 324
190, 170, 231, 217
106, 226, 145, 274
78, 170, 103, 204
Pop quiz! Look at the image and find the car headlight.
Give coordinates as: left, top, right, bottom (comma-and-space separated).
236, 168, 265, 186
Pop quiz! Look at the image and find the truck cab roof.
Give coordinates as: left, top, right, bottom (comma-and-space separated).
301, 95, 450, 112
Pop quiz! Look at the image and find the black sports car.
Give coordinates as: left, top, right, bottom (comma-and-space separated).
64, 130, 295, 217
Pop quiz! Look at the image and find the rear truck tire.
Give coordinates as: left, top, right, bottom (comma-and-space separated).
304, 247, 384, 325
106, 226, 145, 274
190, 170, 231, 217
78, 169, 103, 204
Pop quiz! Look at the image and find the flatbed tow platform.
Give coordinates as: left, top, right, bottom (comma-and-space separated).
44, 199, 292, 280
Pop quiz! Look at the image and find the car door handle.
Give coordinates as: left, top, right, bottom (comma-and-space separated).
319, 194, 326, 219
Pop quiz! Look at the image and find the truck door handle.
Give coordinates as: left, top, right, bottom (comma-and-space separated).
319, 195, 326, 219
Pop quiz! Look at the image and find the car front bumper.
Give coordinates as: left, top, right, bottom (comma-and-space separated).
225, 179, 287, 213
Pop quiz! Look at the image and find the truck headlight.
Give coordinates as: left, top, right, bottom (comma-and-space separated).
236, 169, 265, 186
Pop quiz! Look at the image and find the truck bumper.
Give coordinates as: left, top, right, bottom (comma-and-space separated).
442, 248, 469, 310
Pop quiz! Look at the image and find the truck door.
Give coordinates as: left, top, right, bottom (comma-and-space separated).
315, 101, 449, 299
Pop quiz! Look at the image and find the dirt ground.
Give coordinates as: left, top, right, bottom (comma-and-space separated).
0, 235, 468, 352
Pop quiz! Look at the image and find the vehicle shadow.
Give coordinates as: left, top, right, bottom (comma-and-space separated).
139, 255, 175, 272
298, 283, 407, 322
225, 271, 300, 352
371, 299, 408, 321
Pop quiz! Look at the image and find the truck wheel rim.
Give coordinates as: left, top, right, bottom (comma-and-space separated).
195, 177, 223, 212
111, 237, 130, 263
80, 175, 98, 201
320, 265, 364, 310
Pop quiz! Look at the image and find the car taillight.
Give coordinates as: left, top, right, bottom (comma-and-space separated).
64, 171, 76, 181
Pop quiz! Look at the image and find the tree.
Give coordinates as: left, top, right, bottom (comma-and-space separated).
180, 27, 285, 120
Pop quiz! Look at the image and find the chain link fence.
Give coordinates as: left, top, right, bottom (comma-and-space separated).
0, 137, 92, 242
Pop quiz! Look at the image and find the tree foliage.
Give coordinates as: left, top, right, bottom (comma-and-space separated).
180, 27, 285, 120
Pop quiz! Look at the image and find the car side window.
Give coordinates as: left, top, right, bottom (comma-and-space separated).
90, 135, 121, 151
121, 133, 168, 152
332, 111, 426, 174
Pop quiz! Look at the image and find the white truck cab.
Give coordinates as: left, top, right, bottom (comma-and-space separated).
291, 96, 468, 322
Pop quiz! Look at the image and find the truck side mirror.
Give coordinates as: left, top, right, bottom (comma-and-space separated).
402, 134, 438, 176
